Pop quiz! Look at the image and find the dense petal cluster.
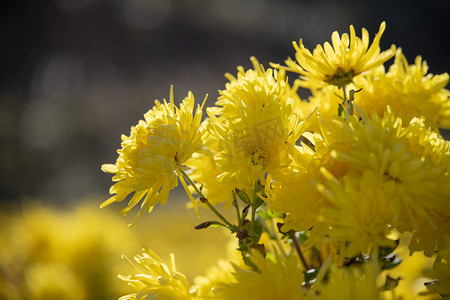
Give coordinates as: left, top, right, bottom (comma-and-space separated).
101, 89, 206, 225
355, 49, 450, 131
275, 22, 396, 89
270, 108, 450, 255
316, 170, 399, 256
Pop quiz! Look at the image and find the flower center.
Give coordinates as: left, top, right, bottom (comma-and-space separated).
251, 146, 268, 166
326, 68, 355, 86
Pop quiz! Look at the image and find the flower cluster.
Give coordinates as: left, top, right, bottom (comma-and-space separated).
102, 22, 450, 299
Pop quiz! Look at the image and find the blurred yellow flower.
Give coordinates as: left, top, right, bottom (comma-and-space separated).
119, 248, 192, 300
101, 87, 206, 225
0, 202, 141, 300
274, 22, 395, 89
193, 259, 236, 298
23, 263, 85, 300
320, 258, 382, 300
422, 248, 450, 298
381, 232, 436, 300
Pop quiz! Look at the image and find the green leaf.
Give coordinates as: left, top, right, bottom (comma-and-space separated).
242, 205, 250, 220
348, 88, 362, 101
338, 103, 345, 118
194, 220, 227, 230
249, 221, 264, 244
242, 253, 259, 272
378, 240, 399, 258
380, 255, 402, 270
254, 195, 264, 208
382, 275, 401, 291
303, 268, 318, 286
235, 188, 251, 205
257, 208, 284, 220
297, 231, 311, 244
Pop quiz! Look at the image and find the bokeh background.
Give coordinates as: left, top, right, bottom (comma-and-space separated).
1, 0, 449, 204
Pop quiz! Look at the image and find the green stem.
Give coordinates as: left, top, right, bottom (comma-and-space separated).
201, 198, 236, 231
232, 192, 242, 227
289, 231, 312, 270
250, 181, 258, 233
342, 84, 349, 119
178, 168, 236, 231
179, 168, 204, 198
270, 216, 288, 258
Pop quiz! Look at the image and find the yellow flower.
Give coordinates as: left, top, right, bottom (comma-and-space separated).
316, 170, 399, 256
119, 248, 193, 300
268, 112, 351, 240
330, 108, 450, 254
274, 22, 396, 89
354, 48, 450, 131
205, 57, 306, 191
268, 167, 326, 235
216, 250, 309, 300
101, 87, 206, 226
23, 263, 85, 300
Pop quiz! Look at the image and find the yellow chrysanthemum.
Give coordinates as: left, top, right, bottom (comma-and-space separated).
101, 88, 206, 225
355, 48, 450, 131
333, 110, 447, 211
216, 251, 309, 300
204, 57, 306, 191
316, 170, 399, 256
274, 22, 396, 89
328, 109, 450, 254
119, 248, 193, 300
268, 167, 326, 237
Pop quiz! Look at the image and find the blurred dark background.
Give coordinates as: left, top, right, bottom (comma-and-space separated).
1, 0, 449, 204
